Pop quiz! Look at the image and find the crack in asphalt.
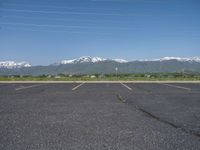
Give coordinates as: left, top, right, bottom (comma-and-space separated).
116, 93, 200, 139
116, 93, 126, 103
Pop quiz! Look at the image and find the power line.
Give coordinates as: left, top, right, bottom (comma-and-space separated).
3, 3, 121, 11
0, 22, 137, 30
0, 8, 148, 16
1, 26, 112, 35
0, 8, 123, 16
2, 16, 133, 23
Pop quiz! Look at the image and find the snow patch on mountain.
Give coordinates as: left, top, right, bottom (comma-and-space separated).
58, 56, 106, 64
0, 61, 31, 69
112, 59, 128, 63
77, 56, 106, 63
141, 57, 200, 63
56, 56, 128, 65
157, 57, 200, 62
56, 56, 200, 65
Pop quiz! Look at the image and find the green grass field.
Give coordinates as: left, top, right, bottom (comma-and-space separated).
1, 73, 200, 81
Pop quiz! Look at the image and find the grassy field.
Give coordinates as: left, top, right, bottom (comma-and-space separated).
1, 73, 200, 81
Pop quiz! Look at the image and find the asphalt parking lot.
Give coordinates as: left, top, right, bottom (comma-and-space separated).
0, 82, 200, 150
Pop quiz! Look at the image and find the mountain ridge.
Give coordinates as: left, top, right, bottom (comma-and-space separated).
1, 56, 200, 68
0, 61, 31, 69
0, 56, 200, 75
53, 56, 128, 65
55, 56, 200, 65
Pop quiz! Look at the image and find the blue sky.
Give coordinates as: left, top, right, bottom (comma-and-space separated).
0, 0, 200, 65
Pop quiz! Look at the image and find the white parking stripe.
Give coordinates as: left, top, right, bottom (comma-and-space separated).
120, 82, 132, 91
72, 82, 86, 90
160, 83, 191, 91
15, 84, 43, 91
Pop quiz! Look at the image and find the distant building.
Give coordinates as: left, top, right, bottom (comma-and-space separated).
47, 75, 52, 78
99, 74, 105, 78
90, 75, 96, 78
55, 75, 61, 79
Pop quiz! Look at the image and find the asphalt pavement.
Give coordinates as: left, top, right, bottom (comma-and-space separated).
0, 83, 200, 150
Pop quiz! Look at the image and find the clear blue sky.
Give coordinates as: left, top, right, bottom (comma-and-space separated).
0, 0, 200, 65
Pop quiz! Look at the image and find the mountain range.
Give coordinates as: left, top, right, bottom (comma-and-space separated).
0, 56, 200, 75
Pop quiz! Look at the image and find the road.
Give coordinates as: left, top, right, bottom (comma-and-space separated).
0, 83, 200, 150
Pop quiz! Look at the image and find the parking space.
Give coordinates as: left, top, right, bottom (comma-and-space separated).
126, 83, 193, 94
124, 83, 200, 137
0, 83, 200, 150
171, 83, 200, 91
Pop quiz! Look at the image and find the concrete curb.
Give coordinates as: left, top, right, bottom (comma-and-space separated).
1, 81, 200, 83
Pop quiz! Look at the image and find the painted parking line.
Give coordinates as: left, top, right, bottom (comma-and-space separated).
160, 83, 191, 91
72, 82, 86, 91
15, 84, 43, 91
120, 82, 132, 91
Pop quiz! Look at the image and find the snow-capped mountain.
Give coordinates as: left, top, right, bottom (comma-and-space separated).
112, 59, 128, 63
0, 61, 31, 69
141, 57, 200, 63
56, 56, 200, 65
55, 56, 128, 65
60, 56, 107, 64
1, 57, 200, 69
158, 57, 200, 63
1, 56, 200, 75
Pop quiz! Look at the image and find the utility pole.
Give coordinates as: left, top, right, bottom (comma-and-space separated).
182, 69, 185, 77
115, 67, 118, 78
